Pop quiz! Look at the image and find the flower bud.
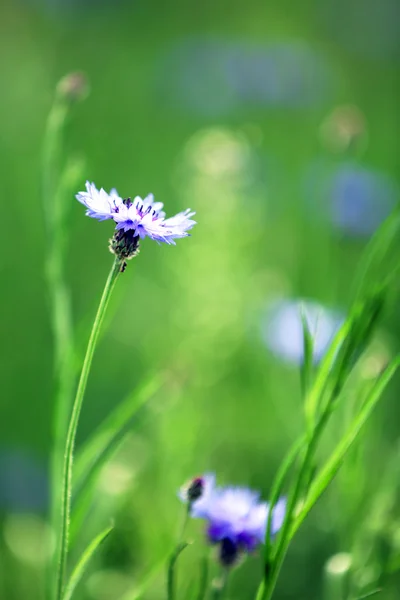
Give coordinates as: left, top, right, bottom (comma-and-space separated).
57, 72, 89, 103
109, 229, 140, 272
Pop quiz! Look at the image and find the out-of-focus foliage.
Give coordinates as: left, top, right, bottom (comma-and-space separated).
0, 0, 399, 598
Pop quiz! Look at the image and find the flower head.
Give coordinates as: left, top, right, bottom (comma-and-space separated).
76, 182, 196, 245
179, 474, 285, 567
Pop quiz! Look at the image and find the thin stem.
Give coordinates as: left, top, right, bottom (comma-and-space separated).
167, 505, 190, 600
43, 96, 74, 600
55, 257, 122, 600
259, 406, 333, 600
211, 569, 229, 600
42, 86, 84, 600
264, 436, 304, 564
195, 551, 210, 600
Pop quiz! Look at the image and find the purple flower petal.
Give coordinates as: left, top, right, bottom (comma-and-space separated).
76, 183, 196, 245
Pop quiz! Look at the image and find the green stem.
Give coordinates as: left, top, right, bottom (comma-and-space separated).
195, 551, 210, 600
167, 505, 190, 600
43, 93, 74, 600
263, 436, 304, 564
211, 569, 229, 600
259, 407, 333, 600
55, 257, 122, 600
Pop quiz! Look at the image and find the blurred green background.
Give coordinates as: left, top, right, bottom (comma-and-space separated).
1, 0, 400, 598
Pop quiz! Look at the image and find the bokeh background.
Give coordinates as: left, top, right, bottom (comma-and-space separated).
1, 0, 400, 598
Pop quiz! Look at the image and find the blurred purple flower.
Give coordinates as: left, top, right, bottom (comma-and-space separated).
305, 161, 398, 237
0, 449, 48, 513
76, 182, 196, 245
157, 38, 334, 117
262, 299, 344, 364
180, 474, 285, 565
329, 165, 398, 236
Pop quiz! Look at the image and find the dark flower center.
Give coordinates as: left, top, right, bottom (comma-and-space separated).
109, 228, 140, 271
219, 537, 239, 567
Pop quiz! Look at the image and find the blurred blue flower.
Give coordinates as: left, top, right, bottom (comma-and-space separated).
76, 182, 196, 245
157, 38, 334, 117
329, 165, 398, 237
305, 161, 398, 237
262, 299, 344, 364
180, 475, 285, 565
0, 449, 48, 513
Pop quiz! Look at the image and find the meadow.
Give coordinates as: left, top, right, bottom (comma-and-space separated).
1, 1, 399, 599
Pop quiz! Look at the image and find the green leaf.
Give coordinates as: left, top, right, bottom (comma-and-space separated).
291, 356, 400, 539
304, 319, 350, 428
351, 207, 400, 304
195, 553, 210, 600
352, 590, 382, 600
300, 307, 314, 399
62, 525, 112, 600
168, 542, 191, 600
263, 436, 305, 563
71, 374, 163, 541
74, 373, 163, 489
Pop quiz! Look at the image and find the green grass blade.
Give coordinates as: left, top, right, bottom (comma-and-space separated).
74, 373, 163, 491
43, 77, 87, 600
351, 208, 400, 304
167, 542, 191, 600
70, 374, 163, 541
120, 552, 170, 600
300, 307, 314, 399
195, 553, 210, 600
352, 590, 382, 600
255, 436, 305, 600
291, 356, 400, 539
62, 525, 112, 600
263, 436, 305, 564
304, 320, 350, 428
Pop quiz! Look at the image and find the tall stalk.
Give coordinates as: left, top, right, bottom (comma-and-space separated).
55, 257, 122, 600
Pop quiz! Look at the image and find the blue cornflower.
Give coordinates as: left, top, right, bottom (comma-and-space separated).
180, 475, 285, 566
198, 487, 285, 552
262, 299, 344, 365
329, 164, 397, 237
76, 181, 196, 245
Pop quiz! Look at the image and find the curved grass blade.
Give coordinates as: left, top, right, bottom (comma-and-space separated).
352, 590, 382, 600
70, 374, 163, 541
62, 525, 112, 600
291, 356, 400, 539
300, 307, 314, 399
351, 208, 400, 305
167, 542, 191, 600
74, 373, 163, 491
120, 551, 171, 600
304, 320, 350, 429
255, 436, 305, 600
195, 553, 210, 600
263, 436, 305, 564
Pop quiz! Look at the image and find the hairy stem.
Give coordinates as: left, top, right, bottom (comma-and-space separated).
55, 257, 122, 600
